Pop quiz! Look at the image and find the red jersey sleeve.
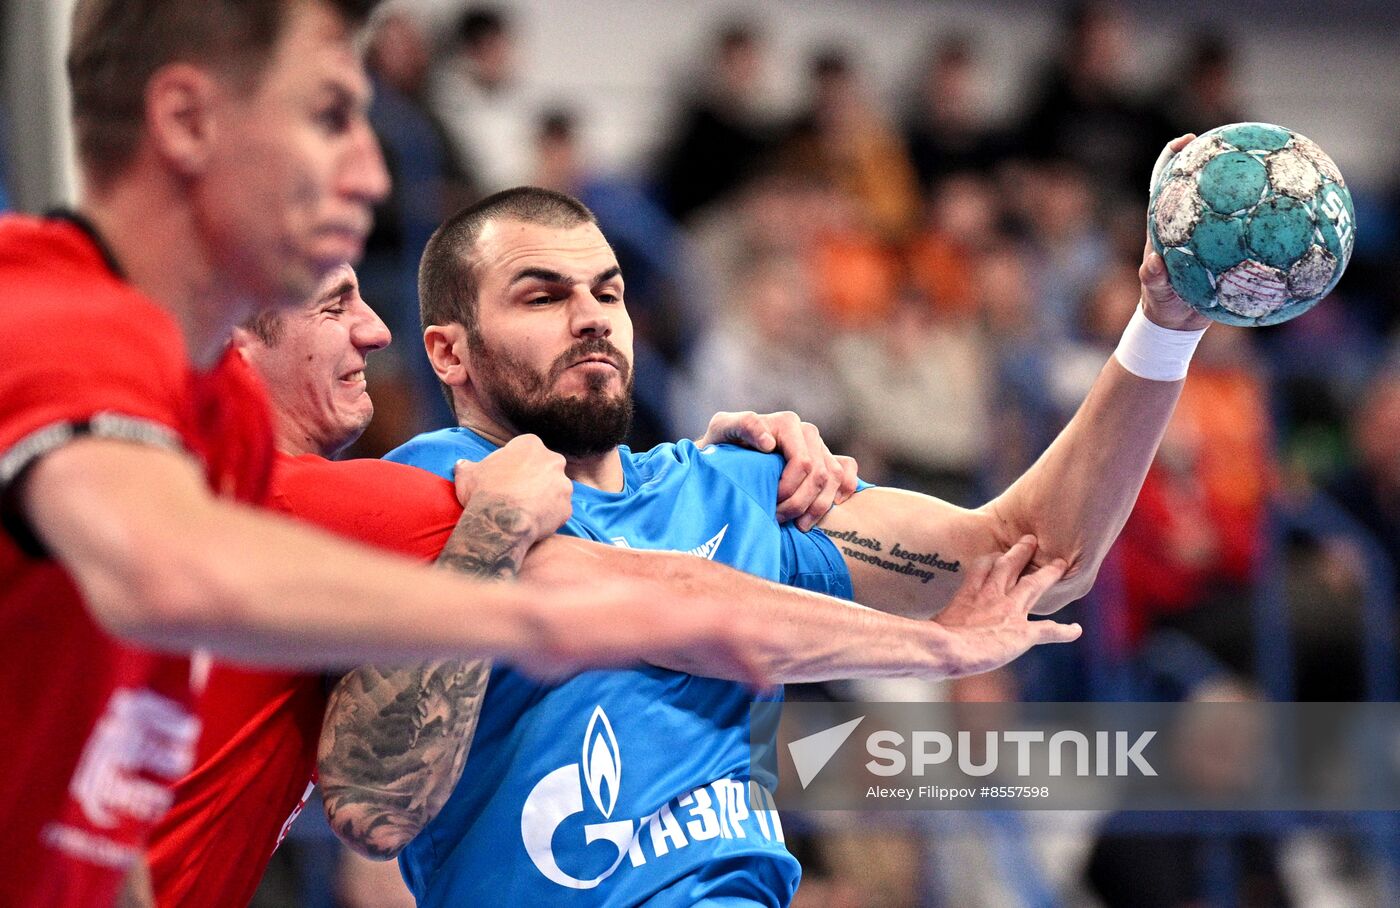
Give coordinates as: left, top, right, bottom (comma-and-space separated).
0, 235, 191, 469
268, 454, 460, 561
0, 220, 196, 551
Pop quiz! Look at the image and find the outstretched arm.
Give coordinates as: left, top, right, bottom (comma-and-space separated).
815, 195, 1209, 619
516, 533, 1077, 683
320, 526, 1079, 856
318, 438, 1080, 859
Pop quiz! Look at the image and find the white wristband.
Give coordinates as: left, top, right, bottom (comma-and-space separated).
1112, 303, 1206, 382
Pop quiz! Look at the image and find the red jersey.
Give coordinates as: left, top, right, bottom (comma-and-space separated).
0, 215, 274, 907
148, 453, 460, 908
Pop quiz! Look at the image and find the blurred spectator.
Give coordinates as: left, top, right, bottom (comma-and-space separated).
820, 820, 924, 908
1284, 533, 1368, 701
1156, 31, 1245, 137
670, 251, 850, 441
1017, 160, 1112, 343
428, 5, 538, 192
352, 8, 472, 455
787, 830, 865, 908
698, 131, 908, 332
1329, 369, 1400, 572
654, 21, 777, 224
979, 243, 1065, 488
780, 46, 923, 241
1013, 0, 1170, 201
1087, 685, 1293, 908
832, 286, 992, 504
805, 182, 903, 328
1050, 260, 1141, 407
905, 172, 1000, 320
1116, 327, 1273, 671
1318, 368, 1400, 700
901, 35, 1004, 190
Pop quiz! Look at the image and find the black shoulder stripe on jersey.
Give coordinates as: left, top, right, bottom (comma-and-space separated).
0, 414, 184, 559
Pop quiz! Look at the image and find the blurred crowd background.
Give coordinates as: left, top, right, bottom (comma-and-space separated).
5, 0, 1400, 904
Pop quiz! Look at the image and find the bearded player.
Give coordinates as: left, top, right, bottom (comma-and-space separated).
148, 261, 1083, 906
318, 177, 1204, 906
0, 2, 903, 904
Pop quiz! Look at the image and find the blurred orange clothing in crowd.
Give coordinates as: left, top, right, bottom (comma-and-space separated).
1117, 361, 1274, 644
808, 232, 900, 328
906, 230, 977, 318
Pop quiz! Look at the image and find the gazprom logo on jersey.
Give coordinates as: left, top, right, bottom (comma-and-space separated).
521, 705, 784, 890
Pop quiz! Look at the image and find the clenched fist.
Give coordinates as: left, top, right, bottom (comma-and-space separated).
453, 434, 574, 541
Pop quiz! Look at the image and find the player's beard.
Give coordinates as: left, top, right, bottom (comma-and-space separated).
466, 331, 634, 457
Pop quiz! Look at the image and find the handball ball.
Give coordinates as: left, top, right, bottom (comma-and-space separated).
1148, 123, 1354, 326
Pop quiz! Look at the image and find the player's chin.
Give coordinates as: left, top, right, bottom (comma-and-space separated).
333, 404, 374, 443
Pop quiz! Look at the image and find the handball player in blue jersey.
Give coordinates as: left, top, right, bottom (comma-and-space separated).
320, 178, 1207, 905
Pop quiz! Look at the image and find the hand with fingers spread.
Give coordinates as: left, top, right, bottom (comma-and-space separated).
452, 434, 574, 544
695, 409, 859, 531
933, 535, 1081, 678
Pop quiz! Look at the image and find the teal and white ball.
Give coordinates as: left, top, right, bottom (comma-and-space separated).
1148, 123, 1354, 326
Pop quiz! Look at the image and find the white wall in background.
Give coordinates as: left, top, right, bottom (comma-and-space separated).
405, 0, 1400, 191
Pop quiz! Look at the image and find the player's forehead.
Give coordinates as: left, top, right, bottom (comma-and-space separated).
474, 219, 619, 289
306, 263, 358, 307
253, 1, 372, 104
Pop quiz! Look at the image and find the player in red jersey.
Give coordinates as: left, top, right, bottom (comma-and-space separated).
146, 263, 864, 907
0, 2, 831, 904
148, 247, 1088, 904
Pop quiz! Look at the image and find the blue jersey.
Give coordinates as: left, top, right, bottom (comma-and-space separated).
385, 428, 855, 907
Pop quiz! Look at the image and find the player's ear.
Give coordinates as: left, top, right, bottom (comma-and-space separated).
143, 63, 221, 177
424, 322, 471, 388
230, 327, 255, 362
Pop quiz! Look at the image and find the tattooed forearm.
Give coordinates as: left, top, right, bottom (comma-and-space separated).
319, 493, 527, 858
821, 527, 883, 553
320, 659, 491, 858
819, 529, 961, 586
435, 493, 536, 580
888, 542, 960, 574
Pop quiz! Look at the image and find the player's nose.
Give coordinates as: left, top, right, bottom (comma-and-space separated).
352, 308, 392, 352
343, 121, 391, 207
569, 292, 612, 338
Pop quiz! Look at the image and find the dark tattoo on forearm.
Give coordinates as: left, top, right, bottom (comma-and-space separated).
888, 542, 960, 573
818, 530, 961, 585
320, 494, 531, 858
821, 528, 883, 552
320, 660, 491, 859
435, 495, 536, 580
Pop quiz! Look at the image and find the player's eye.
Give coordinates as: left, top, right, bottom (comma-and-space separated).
596, 292, 621, 304
527, 295, 556, 306
315, 105, 352, 135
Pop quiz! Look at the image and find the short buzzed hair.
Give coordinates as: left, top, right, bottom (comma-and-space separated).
418, 187, 597, 411
67, 0, 380, 184
418, 187, 596, 338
